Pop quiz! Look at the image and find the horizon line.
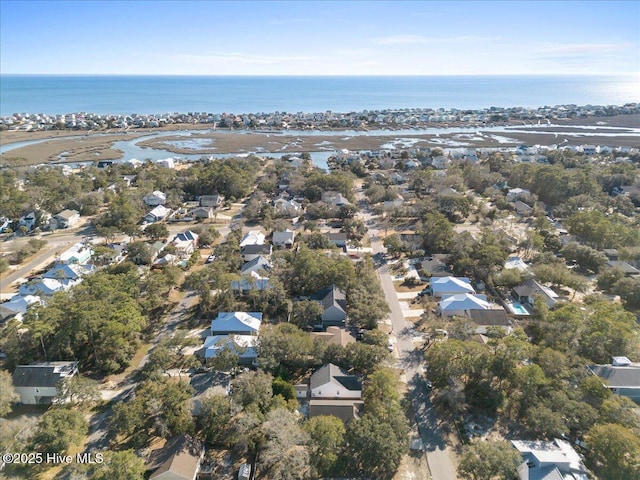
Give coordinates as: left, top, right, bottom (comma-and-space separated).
1, 73, 639, 78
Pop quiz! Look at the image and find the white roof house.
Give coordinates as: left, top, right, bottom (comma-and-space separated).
210, 312, 262, 336
43, 263, 94, 281
231, 271, 270, 292
18, 277, 76, 297
437, 293, 492, 317
57, 242, 93, 265
511, 439, 589, 480
143, 191, 167, 206
0, 295, 41, 322
239, 230, 266, 247
272, 229, 296, 248
429, 277, 475, 297
156, 157, 175, 169
144, 205, 171, 223
503, 256, 530, 272
203, 335, 258, 365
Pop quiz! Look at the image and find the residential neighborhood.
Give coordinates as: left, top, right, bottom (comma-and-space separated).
0, 111, 639, 480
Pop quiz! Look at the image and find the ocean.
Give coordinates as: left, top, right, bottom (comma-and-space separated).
1, 75, 638, 117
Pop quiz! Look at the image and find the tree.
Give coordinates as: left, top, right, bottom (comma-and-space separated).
383, 233, 405, 257
458, 440, 522, 480
198, 394, 233, 446
126, 241, 155, 265
258, 408, 311, 480
257, 323, 315, 373
110, 378, 194, 447
192, 225, 221, 246
0, 370, 18, 417
304, 415, 346, 477
55, 375, 101, 407
144, 223, 168, 241
561, 243, 607, 274
586, 423, 640, 480
345, 411, 408, 479
208, 338, 242, 373
291, 299, 323, 329
31, 408, 89, 454
92, 450, 146, 480
612, 277, 640, 309
231, 370, 274, 415
363, 368, 401, 418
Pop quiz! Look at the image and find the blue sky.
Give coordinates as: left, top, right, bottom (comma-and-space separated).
1, 0, 638, 75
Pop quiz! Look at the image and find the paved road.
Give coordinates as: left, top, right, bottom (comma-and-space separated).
361, 194, 457, 480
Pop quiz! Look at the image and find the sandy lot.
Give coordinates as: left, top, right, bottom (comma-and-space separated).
1, 114, 638, 167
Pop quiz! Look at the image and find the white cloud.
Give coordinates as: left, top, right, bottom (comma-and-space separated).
159, 52, 320, 66
535, 42, 630, 56
374, 35, 432, 45
373, 34, 501, 46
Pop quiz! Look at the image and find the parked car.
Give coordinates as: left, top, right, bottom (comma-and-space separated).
205, 254, 216, 264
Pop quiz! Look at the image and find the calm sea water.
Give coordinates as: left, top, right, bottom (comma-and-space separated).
1, 75, 638, 117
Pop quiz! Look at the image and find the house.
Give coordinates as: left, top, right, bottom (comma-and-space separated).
429, 276, 475, 298
309, 363, 362, 399
50, 209, 80, 229
390, 172, 407, 184
514, 200, 533, 216
322, 191, 350, 207
274, 198, 302, 216
431, 155, 450, 169
240, 256, 272, 276
308, 363, 363, 424
468, 308, 512, 335
172, 230, 199, 257
231, 271, 270, 293
156, 157, 175, 169
310, 284, 347, 328
12, 361, 78, 405
199, 194, 224, 208
606, 260, 640, 277
57, 242, 93, 264
511, 439, 589, 480
0, 216, 11, 233
239, 230, 266, 247
325, 232, 348, 248
121, 174, 136, 186
506, 188, 531, 202
0, 295, 41, 324
437, 293, 492, 317
587, 356, 640, 402
153, 253, 178, 268
503, 256, 530, 272
210, 312, 262, 336
144, 205, 171, 223
188, 206, 215, 220
202, 335, 258, 366
513, 279, 559, 309
272, 229, 296, 248
143, 191, 167, 206
241, 244, 272, 262
19, 277, 74, 297
310, 326, 356, 347
18, 211, 37, 230
147, 434, 204, 480
43, 263, 94, 282
421, 256, 451, 278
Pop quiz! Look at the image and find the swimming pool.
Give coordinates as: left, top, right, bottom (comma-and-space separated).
508, 301, 530, 315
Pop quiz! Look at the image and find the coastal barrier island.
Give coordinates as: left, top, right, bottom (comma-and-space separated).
1, 104, 638, 166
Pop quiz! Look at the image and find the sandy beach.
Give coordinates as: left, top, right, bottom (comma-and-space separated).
1, 114, 638, 167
